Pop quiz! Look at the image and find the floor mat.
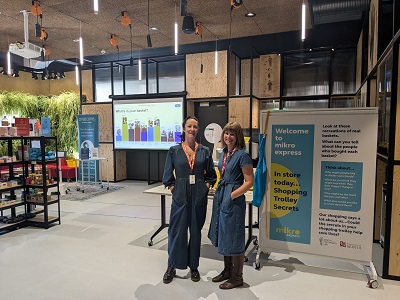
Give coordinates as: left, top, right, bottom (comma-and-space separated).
60, 185, 125, 201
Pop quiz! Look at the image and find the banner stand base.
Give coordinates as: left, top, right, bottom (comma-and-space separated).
253, 248, 379, 289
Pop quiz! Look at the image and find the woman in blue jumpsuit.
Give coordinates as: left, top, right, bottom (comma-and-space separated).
208, 122, 254, 289
162, 116, 217, 284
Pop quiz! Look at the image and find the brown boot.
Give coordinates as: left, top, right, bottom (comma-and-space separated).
212, 256, 232, 282
219, 254, 244, 289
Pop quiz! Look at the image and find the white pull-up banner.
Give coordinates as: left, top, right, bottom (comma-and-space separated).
260, 108, 378, 262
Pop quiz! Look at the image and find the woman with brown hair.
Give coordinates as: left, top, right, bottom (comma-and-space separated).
162, 116, 217, 284
208, 121, 254, 289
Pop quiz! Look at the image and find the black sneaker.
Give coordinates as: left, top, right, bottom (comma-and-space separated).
191, 269, 200, 282
163, 267, 176, 284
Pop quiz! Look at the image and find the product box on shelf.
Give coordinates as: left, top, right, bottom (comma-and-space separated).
0, 127, 8, 136
17, 145, 29, 161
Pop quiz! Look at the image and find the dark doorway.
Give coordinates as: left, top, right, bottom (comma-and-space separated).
195, 101, 227, 151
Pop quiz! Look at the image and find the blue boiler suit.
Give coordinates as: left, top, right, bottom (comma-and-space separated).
163, 144, 217, 270
208, 148, 253, 256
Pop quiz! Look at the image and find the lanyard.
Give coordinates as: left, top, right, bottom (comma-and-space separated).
182, 142, 198, 171
221, 147, 236, 176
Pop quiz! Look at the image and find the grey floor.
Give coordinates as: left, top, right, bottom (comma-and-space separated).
1, 180, 400, 300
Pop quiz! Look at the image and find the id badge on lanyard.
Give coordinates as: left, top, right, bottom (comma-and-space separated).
189, 174, 195, 185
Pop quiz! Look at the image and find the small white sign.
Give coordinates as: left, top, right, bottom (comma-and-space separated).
91, 147, 99, 158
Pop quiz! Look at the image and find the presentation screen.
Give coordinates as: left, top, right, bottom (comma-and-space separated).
113, 98, 183, 150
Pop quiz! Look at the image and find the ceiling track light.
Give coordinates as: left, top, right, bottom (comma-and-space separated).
231, 0, 243, 10
182, 15, 195, 34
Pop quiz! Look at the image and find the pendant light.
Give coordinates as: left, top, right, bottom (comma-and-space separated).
215, 39, 218, 75
147, 0, 152, 47
75, 65, 79, 85
174, 3, 178, 55
94, 0, 99, 15
301, 1, 306, 41
7, 51, 11, 76
138, 48, 142, 81
79, 36, 84, 65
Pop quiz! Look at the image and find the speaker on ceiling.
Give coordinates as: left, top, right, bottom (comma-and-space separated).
182, 15, 195, 34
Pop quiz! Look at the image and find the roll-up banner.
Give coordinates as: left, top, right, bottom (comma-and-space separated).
259, 108, 378, 262
77, 114, 99, 182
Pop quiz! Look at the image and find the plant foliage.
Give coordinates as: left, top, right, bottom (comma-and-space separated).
0, 91, 80, 156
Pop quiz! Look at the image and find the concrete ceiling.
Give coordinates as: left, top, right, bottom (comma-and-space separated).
0, 0, 369, 69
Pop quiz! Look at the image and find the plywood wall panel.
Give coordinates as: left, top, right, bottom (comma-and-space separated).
229, 97, 250, 129
259, 54, 280, 98
99, 143, 114, 181
229, 53, 236, 96
81, 103, 113, 143
240, 58, 260, 96
115, 150, 127, 181
389, 166, 400, 276
395, 51, 400, 161
186, 51, 227, 98
252, 98, 259, 129
368, 0, 378, 75
241, 59, 251, 95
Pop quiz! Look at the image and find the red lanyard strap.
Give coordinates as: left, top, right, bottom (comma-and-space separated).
182, 142, 198, 171
221, 147, 236, 176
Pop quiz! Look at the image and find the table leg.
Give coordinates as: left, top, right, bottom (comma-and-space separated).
148, 194, 169, 246
245, 203, 254, 252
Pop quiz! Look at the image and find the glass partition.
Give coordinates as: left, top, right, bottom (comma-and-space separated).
283, 51, 330, 96
330, 96, 355, 108
331, 49, 356, 94
282, 99, 329, 109
260, 99, 280, 110
159, 60, 185, 93
377, 51, 393, 154
113, 65, 124, 95
94, 67, 112, 102
125, 62, 147, 95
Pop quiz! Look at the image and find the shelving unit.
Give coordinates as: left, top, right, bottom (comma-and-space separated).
0, 136, 61, 233
23, 136, 61, 229
0, 137, 26, 233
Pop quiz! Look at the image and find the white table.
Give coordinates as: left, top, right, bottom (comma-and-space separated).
143, 185, 257, 252
77, 157, 109, 193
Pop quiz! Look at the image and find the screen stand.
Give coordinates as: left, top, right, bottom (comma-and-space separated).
148, 151, 160, 185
